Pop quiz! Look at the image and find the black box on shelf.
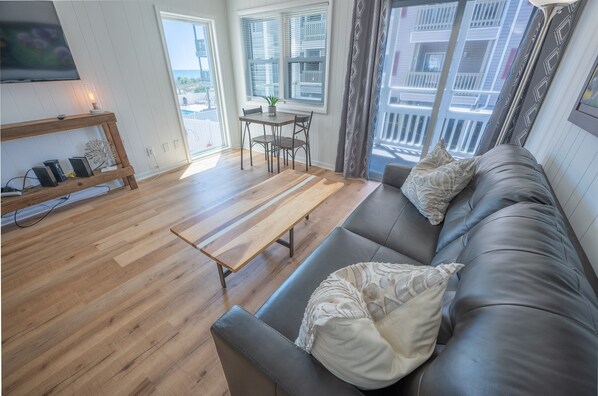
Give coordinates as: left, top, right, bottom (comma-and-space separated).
68, 157, 94, 177
32, 166, 58, 187
43, 160, 67, 182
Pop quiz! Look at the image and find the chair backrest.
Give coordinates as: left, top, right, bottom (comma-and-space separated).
243, 106, 263, 116
293, 111, 313, 138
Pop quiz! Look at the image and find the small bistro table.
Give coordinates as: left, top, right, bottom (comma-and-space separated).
238, 112, 297, 173
170, 170, 343, 288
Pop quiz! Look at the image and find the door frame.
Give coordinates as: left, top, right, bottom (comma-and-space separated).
155, 8, 231, 162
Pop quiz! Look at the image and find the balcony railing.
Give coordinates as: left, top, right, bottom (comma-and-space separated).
300, 70, 323, 83
471, 0, 507, 28
414, 0, 506, 31
376, 106, 489, 156
301, 20, 326, 41
405, 72, 482, 91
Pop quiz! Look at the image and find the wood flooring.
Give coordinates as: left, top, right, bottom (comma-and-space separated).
1, 150, 378, 395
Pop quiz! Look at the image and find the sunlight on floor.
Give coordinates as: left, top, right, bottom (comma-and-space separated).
179, 153, 222, 180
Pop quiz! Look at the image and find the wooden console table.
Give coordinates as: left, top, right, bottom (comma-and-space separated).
1, 112, 137, 215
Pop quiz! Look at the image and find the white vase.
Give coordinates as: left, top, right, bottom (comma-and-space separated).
268, 105, 276, 116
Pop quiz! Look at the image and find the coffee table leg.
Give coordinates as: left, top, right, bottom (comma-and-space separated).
275, 227, 294, 257
217, 263, 231, 288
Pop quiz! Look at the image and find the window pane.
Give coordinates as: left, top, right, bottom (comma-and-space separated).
428, 0, 534, 157
242, 17, 280, 97
370, 2, 458, 175
242, 4, 329, 104
161, 19, 226, 158
250, 62, 279, 97
284, 9, 327, 102
370, 0, 534, 178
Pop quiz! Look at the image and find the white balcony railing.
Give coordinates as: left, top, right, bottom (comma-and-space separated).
415, 0, 507, 31
300, 70, 323, 83
301, 20, 326, 41
376, 106, 489, 156
405, 72, 482, 91
471, 0, 508, 28
414, 4, 456, 31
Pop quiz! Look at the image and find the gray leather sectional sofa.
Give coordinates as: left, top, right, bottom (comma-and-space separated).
211, 144, 598, 396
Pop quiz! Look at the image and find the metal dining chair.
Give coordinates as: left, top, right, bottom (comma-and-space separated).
278, 111, 313, 172
241, 106, 275, 172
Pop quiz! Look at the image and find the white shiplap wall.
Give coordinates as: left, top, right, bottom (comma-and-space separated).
1, 0, 238, 184
525, 0, 598, 274
225, 0, 355, 169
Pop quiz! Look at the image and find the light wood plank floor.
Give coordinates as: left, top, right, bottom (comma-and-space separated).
1, 150, 378, 395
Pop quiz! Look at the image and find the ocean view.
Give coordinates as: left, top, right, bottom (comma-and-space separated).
173, 69, 203, 79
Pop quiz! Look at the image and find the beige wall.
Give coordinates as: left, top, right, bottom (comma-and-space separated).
525, 0, 598, 273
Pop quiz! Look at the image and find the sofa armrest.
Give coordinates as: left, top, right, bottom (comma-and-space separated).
211, 305, 364, 396
382, 163, 412, 189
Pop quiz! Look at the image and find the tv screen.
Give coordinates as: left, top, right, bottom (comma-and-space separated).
0, 1, 80, 83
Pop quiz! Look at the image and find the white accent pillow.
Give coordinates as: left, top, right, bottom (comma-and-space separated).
401, 140, 477, 225
295, 262, 463, 390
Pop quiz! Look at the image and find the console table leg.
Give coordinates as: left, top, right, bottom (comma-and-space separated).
126, 176, 138, 189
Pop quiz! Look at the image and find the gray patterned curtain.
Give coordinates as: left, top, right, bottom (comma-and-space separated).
476, 0, 585, 154
335, 0, 391, 179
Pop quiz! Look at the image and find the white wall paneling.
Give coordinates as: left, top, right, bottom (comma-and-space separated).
226, 0, 354, 170
1, 0, 238, 223
525, 0, 598, 274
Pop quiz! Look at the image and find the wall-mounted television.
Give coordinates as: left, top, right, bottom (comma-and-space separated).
0, 1, 80, 83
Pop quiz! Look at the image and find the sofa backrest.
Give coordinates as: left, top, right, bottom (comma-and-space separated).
436, 144, 554, 252
401, 203, 598, 395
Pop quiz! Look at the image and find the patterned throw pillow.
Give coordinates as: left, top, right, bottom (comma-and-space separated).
295, 262, 464, 390
401, 140, 477, 225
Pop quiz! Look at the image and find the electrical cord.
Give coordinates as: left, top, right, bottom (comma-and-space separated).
13, 194, 70, 228
3, 168, 113, 227
3, 169, 37, 190
21, 168, 34, 191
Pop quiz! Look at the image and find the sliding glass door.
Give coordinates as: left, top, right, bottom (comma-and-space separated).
161, 15, 227, 159
370, 0, 534, 176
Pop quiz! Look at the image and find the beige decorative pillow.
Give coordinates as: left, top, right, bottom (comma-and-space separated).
295, 262, 464, 390
401, 140, 477, 225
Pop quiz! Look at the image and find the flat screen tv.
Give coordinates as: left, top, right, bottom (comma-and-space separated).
0, 1, 79, 83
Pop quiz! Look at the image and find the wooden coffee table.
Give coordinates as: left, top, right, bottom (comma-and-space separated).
170, 170, 343, 288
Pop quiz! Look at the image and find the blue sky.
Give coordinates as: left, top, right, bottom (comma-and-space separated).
162, 19, 205, 70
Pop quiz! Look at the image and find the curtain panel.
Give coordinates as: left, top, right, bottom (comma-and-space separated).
477, 0, 586, 154
335, 0, 391, 179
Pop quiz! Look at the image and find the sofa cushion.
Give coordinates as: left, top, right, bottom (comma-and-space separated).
396, 306, 598, 396
342, 184, 442, 264
401, 140, 477, 225
445, 202, 596, 331
436, 144, 554, 252
295, 262, 463, 390
392, 202, 598, 396
256, 228, 423, 340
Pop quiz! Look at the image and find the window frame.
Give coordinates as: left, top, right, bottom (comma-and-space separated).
238, 0, 333, 114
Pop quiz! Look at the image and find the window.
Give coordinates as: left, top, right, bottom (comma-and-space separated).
369, 0, 534, 177
241, 3, 328, 105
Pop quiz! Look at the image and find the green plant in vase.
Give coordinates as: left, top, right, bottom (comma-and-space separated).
264, 95, 279, 116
